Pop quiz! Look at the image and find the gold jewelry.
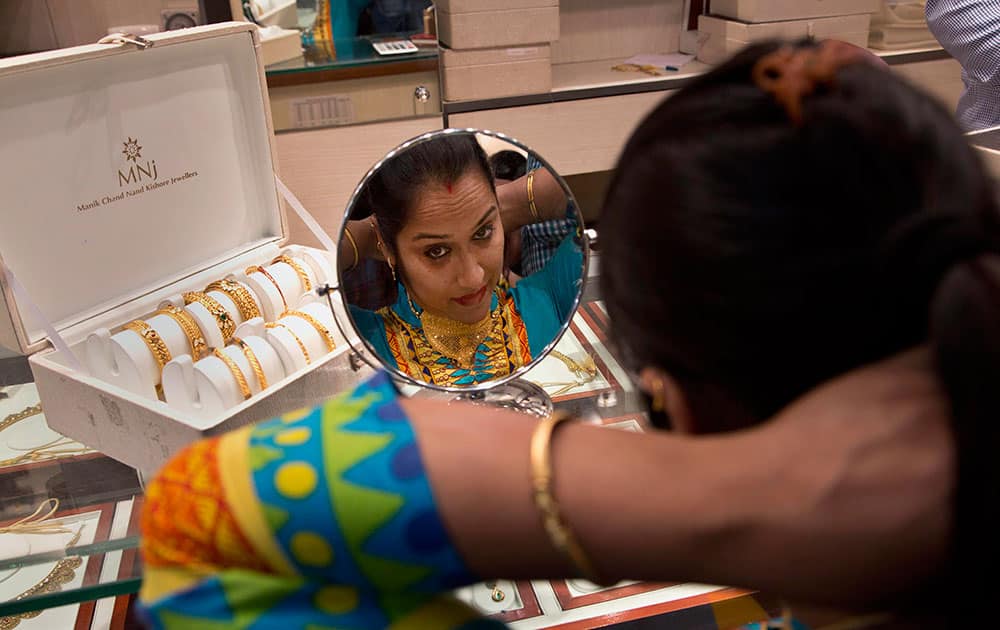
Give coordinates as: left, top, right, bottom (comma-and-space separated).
418, 290, 502, 369
272, 255, 313, 292
183, 292, 236, 341
0, 527, 83, 630
205, 279, 261, 322
265, 322, 311, 364
549, 350, 598, 382
0, 437, 92, 469
530, 411, 603, 583
0, 404, 42, 434
649, 379, 666, 413
370, 218, 398, 283
233, 337, 268, 390
284, 310, 336, 352
212, 348, 252, 400
246, 265, 288, 312
156, 306, 208, 359
123, 320, 172, 369
0, 499, 71, 536
527, 170, 539, 221
343, 226, 360, 271
486, 581, 506, 603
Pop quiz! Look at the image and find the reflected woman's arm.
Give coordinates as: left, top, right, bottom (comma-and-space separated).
497, 167, 569, 233
338, 219, 383, 272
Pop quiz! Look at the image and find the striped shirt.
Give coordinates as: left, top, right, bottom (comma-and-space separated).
925, 0, 1000, 131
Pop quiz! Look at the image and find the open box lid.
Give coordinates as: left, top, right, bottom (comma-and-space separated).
0, 22, 287, 355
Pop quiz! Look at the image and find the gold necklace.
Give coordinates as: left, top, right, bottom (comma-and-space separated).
408, 289, 503, 370
0, 405, 42, 434
0, 528, 83, 630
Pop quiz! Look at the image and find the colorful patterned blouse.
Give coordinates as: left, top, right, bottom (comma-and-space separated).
138, 371, 504, 629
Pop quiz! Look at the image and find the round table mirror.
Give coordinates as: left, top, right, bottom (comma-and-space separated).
330, 129, 589, 415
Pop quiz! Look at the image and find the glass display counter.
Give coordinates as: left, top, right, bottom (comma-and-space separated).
0, 261, 780, 629
264, 36, 441, 131
267, 35, 437, 81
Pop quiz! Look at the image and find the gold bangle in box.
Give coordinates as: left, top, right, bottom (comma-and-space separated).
233, 337, 268, 390
272, 255, 313, 292
245, 265, 288, 312
182, 292, 236, 341
156, 305, 208, 359
212, 348, 252, 400
284, 310, 336, 352
122, 320, 172, 369
205, 279, 261, 321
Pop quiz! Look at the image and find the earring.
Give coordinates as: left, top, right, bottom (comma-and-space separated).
649, 379, 666, 413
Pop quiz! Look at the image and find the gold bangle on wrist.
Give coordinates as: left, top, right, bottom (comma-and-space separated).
284, 310, 336, 352
246, 265, 288, 312
265, 322, 311, 364
343, 226, 360, 272
123, 320, 172, 370
232, 337, 268, 390
183, 292, 236, 341
527, 170, 539, 221
211, 348, 252, 400
272, 255, 313, 292
530, 411, 603, 583
205, 279, 262, 322
155, 306, 208, 360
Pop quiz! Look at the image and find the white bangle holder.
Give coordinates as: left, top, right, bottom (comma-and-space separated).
162, 346, 243, 416
283, 245, 336, 287
264, 312, 328, 374
243, 266, 296, 321
85, 311, 193, 397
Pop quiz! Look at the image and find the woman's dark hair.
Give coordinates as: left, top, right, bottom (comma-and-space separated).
489, 150, 529, 181
362, 133, 495, 263
601, 41, 999, 610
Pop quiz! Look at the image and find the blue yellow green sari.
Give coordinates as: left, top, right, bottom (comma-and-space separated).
138, 371, 503, 629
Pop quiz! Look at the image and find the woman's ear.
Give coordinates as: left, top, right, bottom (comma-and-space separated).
639, 367, 697, 434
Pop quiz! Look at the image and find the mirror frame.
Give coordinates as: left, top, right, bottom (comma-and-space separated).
335, 128, 591, 394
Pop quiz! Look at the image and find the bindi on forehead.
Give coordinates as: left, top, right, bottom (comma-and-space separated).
446, 182, 453, 194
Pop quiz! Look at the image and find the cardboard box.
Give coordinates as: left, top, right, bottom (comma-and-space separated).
0, 23, 367, 478
441, 44, 551, 101
436, 0, 559, 50
697, 13, 872, 65
711, 0, 879, 23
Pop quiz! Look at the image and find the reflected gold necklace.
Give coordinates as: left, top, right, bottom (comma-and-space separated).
408, 288, 503, 370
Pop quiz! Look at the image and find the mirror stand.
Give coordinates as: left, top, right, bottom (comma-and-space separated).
413, 379, 553, 418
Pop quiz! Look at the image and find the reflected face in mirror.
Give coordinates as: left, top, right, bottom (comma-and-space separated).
339, 131, 586, 389
389, 170, 504, 325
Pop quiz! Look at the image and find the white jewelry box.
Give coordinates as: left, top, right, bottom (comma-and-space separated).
0, 23, 368, 479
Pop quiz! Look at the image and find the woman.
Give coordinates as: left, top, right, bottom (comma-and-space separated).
138, 40, 976, 627
340, 134, 584, 386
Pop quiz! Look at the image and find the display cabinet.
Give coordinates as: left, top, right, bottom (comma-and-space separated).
0, 261, 786, 630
